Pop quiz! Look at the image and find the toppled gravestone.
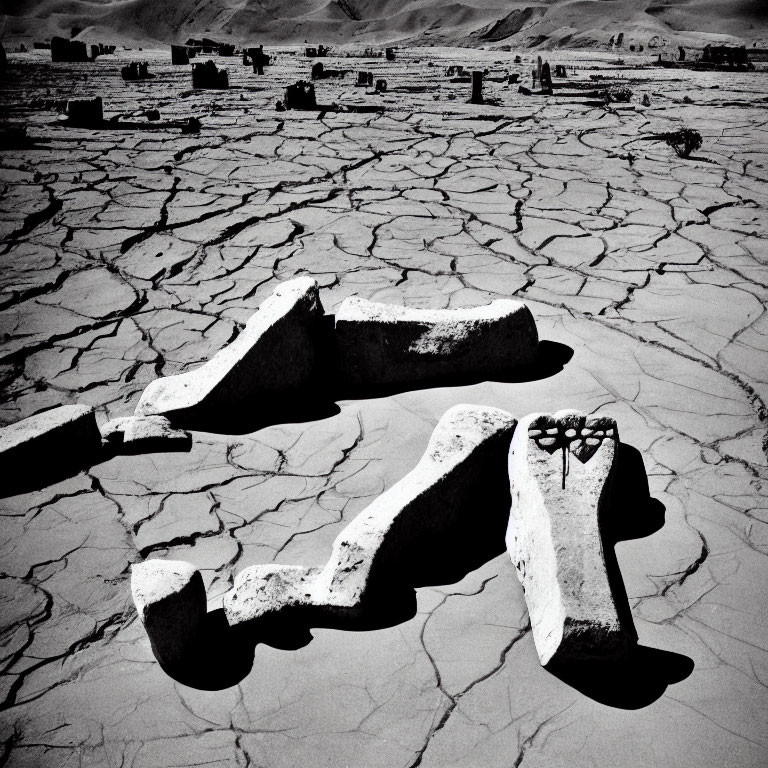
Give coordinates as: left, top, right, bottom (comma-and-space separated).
66, 96, 103, 127
335, 296, 538, 387
135, 277, 325, 425
224, 404, 517, 624
506, 409, 637, 667
0, 404, 102, 490
192, 60, 229, 89
130, 405, 516, 661
100, 415, 191, 454
131, 560, 206, 670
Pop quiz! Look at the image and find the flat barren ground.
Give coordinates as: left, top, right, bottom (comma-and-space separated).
1, 47, 767, 767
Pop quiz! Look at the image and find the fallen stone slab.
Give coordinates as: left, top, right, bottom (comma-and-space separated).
224, 404, 517, 626
101, 415, 191, 453
131, 560, 206, 670
335, 296, 538, 387
135, 277, 326, 427
506, 409, 637, 667
0, 405, 102, 491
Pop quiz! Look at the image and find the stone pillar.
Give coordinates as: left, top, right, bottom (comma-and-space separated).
471, 70, 483, 104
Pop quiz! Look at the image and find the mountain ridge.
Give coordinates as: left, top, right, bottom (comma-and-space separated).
3, 0, 767, 49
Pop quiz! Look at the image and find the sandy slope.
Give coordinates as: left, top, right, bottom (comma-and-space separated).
3, 0, 767, 47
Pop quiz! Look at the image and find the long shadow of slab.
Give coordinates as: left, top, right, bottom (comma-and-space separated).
171, 333, 574, 435
547, 442, 693, 708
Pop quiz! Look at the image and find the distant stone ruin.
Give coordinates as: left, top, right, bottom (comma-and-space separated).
540, 61, 552, 92
311, 62, 346, 80
246, 46, 270, 74
701, 44, 753, 70
51, 37, 114, 62
51, 37, 89, 63
192, 60, 228, 89
121, 62, 154, 81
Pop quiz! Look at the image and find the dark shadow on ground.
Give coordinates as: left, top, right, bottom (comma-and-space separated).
334, 339, 574, 402
549, 645, 694, 709
547, 440, 692, 708
1, 438, 193, 498
2, 452, 101, 497
169, 336, 574, 435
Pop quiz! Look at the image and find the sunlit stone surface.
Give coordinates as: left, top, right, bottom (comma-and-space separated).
507, 409, 636, 666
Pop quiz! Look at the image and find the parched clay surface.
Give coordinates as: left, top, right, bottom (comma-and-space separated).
336, 296, 538, 385
135, 276, 324, 424
507, 409, 636, 666
1, 47, 767, 768
224, 404, 516, 625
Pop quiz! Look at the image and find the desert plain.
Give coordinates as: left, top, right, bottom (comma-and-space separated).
0, 45, 767, 767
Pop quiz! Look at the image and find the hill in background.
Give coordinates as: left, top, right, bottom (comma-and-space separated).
3, 0, 767, 50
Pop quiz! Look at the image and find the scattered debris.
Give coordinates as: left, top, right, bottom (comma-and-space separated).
101, 415, 191, 454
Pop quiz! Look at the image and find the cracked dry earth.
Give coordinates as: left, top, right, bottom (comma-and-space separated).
1, 46, 767, 767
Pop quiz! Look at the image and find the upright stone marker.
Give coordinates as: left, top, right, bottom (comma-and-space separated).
471, 70, 484, 104
506, 410, 637, 666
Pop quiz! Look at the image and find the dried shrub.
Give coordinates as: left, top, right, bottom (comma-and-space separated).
664, 128, 702, 158
609, 86, 633, 102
